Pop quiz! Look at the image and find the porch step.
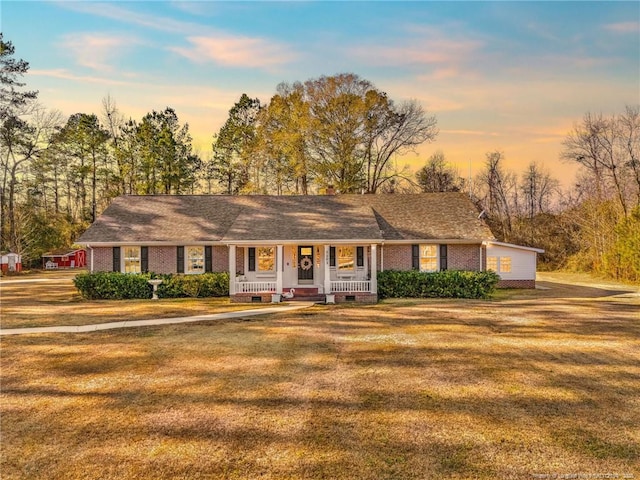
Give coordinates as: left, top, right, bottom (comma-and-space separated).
283, 287, 318, 296
285, 295, 326, 303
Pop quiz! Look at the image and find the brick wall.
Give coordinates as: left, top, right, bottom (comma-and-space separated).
212, 246, 229, 273
91, 247, 113, 272
90, 245, 230, 274
448, 244, 481, 271
148, 246, 176, 274
382, 244, 484, 272
231, 293, 273, 303
383, 244, 413, 270
332, 293, 377, 304
497, 279, 535, 289
236, 247, 245, 275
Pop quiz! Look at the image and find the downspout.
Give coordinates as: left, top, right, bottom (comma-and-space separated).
479, 242, 484, 271
87, 245, 94, 273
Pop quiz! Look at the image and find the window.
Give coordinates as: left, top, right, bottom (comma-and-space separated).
186, 246, 205, 274
123, 246, 141, 273
258, 247, 275, 272
486, 256, 511, 273
500, 256, 511, 273
419, 244, 438, 272
338, 246, 354, 271
486, 256, 498, 272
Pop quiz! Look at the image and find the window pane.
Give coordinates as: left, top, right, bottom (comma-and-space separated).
419, 244, 437, 272
338, 246, 354, 270
421, 245, 437, 258
300, 247, 312, 256
487, 256, 498, 272
124, 246, 140, 274
500, 256, 511, 273
258, 247, 274, 271
420, 258, 437, 272
187, 246, 205, 274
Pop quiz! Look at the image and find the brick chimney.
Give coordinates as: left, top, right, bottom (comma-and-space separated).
326, 185, 335, 195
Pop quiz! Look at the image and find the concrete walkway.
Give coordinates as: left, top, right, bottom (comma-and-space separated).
0, 302, 315, 336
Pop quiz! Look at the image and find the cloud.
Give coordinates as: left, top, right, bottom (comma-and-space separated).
57, 2, 207, 35
346, 23, 485, 89
170, 35, 296, 69
30, 68, 137, 86
59, 33, 140, 73
603, 21, 640, 34
57, 2, 297, 71
349, 29, 483, 69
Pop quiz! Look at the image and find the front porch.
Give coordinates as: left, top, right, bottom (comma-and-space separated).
228, 243, 378, 303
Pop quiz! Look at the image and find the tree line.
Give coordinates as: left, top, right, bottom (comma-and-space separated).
1, 34, 638, 281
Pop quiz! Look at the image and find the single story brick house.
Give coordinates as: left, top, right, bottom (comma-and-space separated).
76, 193, 543, 302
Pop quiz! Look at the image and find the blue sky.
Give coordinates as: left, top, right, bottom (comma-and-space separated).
3, 1, 639, 184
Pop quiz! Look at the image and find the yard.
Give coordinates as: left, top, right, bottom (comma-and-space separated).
1, 272, 638, 479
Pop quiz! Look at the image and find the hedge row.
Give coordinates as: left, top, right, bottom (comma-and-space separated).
377, 269, 500, 299
74, 270, 497, 301
73, 272, 230, 300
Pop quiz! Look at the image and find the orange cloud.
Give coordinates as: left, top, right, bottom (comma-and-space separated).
170, 35, 296, 69
60, 33, 140, 73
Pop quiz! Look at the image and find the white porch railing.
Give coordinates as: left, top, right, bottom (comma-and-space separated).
330, 281, 371, 293
235, 281, 277, 293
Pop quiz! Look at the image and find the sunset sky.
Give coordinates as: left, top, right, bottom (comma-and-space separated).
3, 1, 639, 187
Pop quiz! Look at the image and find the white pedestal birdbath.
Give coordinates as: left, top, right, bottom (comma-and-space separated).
148, 279, 163, 300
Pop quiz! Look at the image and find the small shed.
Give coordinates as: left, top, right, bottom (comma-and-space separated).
42, 248, 87, 269
484, 241, 544, 288
1, 252, 22, 273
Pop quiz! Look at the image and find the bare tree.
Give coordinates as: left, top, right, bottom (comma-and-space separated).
562, 108, 640, 217
474, 151, 517, 240
416, 151, 462, 193
520, 162, 559, 218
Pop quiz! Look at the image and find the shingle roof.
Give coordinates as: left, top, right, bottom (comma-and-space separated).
76, 193, 495, 244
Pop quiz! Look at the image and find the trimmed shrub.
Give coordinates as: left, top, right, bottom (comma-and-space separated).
377, 270, 500, 299
156, 272, 229, 298
73, 272, 230, 300
73, 272, 152, 300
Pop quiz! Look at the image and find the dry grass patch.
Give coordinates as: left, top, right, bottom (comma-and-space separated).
1, 280, 639, 479
0, 271, 272, 329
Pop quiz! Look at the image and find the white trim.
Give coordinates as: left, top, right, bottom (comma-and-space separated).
483, 241, 544, 254
228, 245, 236, 295
223, 238, 486, 246
323, 245, 331, 295
77, 239, 492, 248
76, 241, 220, 247
276, 245, 283, 294
370, 244, 377, 294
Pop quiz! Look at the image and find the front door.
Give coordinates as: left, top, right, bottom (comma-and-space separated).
298, 246, 314, 283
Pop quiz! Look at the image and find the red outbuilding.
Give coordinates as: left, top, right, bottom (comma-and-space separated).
1, 252, 22, 273
42, 248, 87, 269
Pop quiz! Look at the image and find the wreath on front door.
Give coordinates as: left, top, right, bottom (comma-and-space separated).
300, 256, 313, 270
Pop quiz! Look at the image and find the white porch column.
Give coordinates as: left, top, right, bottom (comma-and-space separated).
229, 245, 236, 295
323, 244, 331, 294
276, 244, 284, 294
370, 244, 377, 294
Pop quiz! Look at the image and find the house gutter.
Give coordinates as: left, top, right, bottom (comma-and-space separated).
86, 245, 94, 273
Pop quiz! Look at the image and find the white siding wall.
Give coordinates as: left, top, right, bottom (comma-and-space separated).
485, 244, 537, 281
